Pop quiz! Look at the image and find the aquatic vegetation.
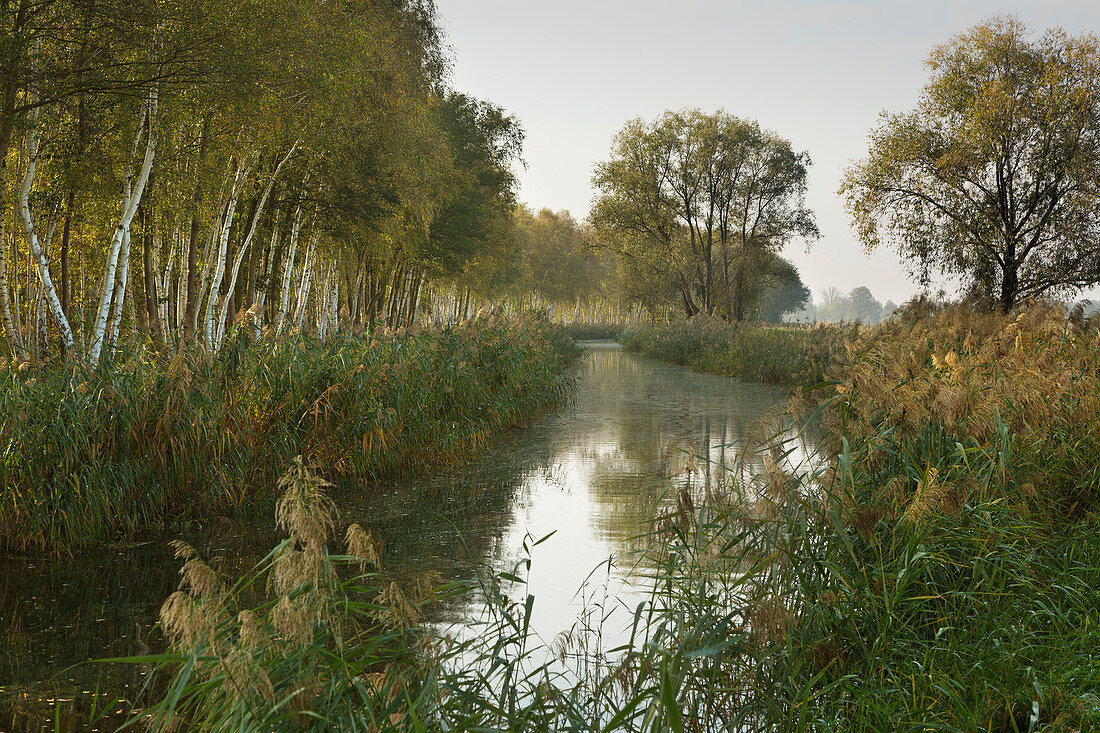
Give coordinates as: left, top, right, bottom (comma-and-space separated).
130, 458, 443, 731
828, 302, 1100, 516
0, 318, 579, 553
620, 316, 852, 386
101, 304, 1100, 730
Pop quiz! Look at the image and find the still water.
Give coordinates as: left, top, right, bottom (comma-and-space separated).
0, 343, 809, 730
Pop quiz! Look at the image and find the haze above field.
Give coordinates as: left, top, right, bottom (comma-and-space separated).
436, 0, 1100, 305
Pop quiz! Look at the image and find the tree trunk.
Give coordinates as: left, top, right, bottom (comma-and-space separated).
106, 227, 133, 349
89, 88, 158, 365
999, 263, 1018, 315
18, 104, 75, 354
275, 204, 305, 334
253, 207, 282, 335
203, 161, 246, 347
182, 113, 211, 346
677, 275, 699, 318
0, 150, 27, 361
60, 189, 74, 319
293, 232, 318, 330
214, 143, 296, 346
142, 203, 164, 349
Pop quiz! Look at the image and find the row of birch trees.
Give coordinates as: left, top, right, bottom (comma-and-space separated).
1, 0, 523, 365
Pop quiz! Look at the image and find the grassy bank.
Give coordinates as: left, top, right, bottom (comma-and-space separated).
620, 316, 852, 386
96, 305, 1100, 730
750, 304, 1100, 729
562, 323, 625, 340
0, 319, 578, 554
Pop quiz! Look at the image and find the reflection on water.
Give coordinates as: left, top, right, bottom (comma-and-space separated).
0, 343, 811, 730
459, 342, 813, 650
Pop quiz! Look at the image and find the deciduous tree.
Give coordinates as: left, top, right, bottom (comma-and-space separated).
842, 17, 1100, 313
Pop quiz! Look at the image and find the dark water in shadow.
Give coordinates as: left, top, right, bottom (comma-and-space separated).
0, 343, 812, 730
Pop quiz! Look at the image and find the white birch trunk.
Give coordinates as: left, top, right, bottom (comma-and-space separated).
254, 208, 282, 337
328, 269, 339, 336
202, 192, 240, 346
275, 206, 306, 334
0, 158, 27, 361
17, 105, 75, 354
213, 142, 297, 347
293, 232, 318, 330
190, 155, 237, 339
89, 87, 158, 365
158, 222, 176, 336
317, 269, 329, 340
318, 264, 338, 339
106, 228, 132, 348
201, 158, 251, 347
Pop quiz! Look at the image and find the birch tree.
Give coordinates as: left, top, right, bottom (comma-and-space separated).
88, 87, 158, 365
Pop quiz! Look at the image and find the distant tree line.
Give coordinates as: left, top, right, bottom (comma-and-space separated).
789, 286, 896, 325
492, 202, 812, 325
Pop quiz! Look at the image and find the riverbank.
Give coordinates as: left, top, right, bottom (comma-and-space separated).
619, 316, 852, 387
459, 305, 1099, 728
609, 304, 1100, 729
20, 307, 1100, 730
744, 304, 1100, 729
0, 319, 578, 554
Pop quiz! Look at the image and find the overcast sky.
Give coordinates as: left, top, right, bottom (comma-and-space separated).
435, 0, 1100, 305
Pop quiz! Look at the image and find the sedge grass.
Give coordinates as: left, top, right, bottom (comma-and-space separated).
99, 303, 1100, 730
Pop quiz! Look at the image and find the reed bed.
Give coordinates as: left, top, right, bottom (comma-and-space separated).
620, 316, 852, 386
0, 318, 578, 554
107, 304, 1100, 730
563, 323, 625, 341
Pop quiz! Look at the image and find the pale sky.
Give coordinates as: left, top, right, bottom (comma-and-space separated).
436, 0, 1100, 306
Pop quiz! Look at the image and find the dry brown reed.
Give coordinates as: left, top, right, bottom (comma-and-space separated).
827, 302, 1100, 515
146, 457, 440, 730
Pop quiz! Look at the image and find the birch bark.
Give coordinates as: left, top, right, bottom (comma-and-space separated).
253, 209, 282, 337
213, 142, 297, 347
293, 230, 318, 329
202, 166, 245, 347
17, 105, 75, 354
275, 204, 306, 334
88, 87, 158, 365
105, 228, 132, 348
0, 157, 27, 360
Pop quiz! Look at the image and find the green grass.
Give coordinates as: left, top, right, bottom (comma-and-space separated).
620, 316, 852, 386
0, 319, 579, 553
129, 446, 1100, 732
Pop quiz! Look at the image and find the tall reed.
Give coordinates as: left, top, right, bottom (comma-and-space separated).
620, 316, 851, 386
0, 318, 578, 553
127, 304, 1100, 730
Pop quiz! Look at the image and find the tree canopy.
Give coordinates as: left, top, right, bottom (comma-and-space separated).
841, 16, 1100, 313
591, 109, 817, 321
0, 0, 530, 362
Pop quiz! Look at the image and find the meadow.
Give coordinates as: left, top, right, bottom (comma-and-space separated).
120, 303, 1100, 731
0, 318, 578, 554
